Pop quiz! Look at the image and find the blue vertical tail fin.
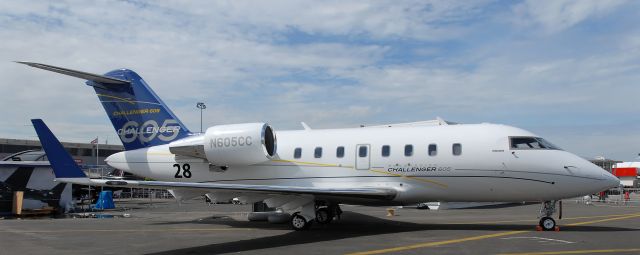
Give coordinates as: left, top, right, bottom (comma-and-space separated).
18, 62, 192, 150
89, 69, 192, 150
31, 119, 87, 179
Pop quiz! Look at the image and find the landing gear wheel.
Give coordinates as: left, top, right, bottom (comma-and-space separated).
539, 217, 556, 231
291, 213, 312, 231
315, 208, 332, 224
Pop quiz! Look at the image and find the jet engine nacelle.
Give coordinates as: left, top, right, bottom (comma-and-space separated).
204, 123, 277, 166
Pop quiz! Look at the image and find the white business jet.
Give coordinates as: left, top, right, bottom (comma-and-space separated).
20, 62, 619, 231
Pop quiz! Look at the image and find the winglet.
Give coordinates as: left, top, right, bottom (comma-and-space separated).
31, 119, 88, 179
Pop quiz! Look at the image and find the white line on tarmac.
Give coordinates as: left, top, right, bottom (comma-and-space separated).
501, 236, 575, 244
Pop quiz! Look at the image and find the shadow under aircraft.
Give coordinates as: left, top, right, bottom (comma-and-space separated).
146, 210, 640, 255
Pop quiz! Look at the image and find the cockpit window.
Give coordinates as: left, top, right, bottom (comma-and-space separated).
510, 137, 561, 150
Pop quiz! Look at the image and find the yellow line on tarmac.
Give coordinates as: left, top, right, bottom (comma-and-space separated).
498, 248, 640, 255
0, 228, 254, 233
345, 231, 528, 255
565, 213, 640, 226
562, 213, 640, 221
448, 212, 640, 225
346, 213, 640, 255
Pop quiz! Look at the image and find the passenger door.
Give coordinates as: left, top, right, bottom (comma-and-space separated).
355, 144, 370, 170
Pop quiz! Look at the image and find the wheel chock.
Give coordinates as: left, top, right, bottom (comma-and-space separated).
386, 208, 395, 217
535, 225, 560, 231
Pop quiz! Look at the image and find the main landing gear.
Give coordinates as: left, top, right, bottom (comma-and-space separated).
290, 212, 312, 231
290, 201, 342, 231
538, 200, 561, 231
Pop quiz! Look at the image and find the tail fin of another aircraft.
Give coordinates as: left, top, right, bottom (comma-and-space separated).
31, 119, 90, 183
18, 62, 192, 150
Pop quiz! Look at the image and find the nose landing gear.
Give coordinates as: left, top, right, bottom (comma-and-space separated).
538, 200, 560, 231
539, 216, 556, 231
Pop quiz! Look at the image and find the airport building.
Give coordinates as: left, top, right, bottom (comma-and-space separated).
589, 158, 622, 172
0, 138, 123, 166
0, 138, 174, 215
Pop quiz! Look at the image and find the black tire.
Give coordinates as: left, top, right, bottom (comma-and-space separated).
315, 208, 332, 224
291, 213, 311, 231
539, 217, 556, 231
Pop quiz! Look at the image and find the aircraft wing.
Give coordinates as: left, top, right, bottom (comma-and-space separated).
31, 119, 397, 201
60, 178, 396, 200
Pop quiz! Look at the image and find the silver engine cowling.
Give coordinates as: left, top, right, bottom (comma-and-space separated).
204, 123, 276, 165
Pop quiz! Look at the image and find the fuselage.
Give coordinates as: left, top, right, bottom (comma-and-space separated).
106, 123, 619, 205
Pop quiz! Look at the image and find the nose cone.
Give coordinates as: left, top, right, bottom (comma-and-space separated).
105, 154, 114, 164
104, 152, 124, 169
585, 163, 620, 190
601, 169, 621, 189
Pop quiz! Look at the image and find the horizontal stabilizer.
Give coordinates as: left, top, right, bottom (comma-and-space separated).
16, 61, 130, 85
20, 62, 192, 150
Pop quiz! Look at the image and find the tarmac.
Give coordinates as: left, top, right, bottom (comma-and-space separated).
0, 199, 638, 255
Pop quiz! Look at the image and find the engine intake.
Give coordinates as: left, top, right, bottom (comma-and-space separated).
204, 123, 277, 166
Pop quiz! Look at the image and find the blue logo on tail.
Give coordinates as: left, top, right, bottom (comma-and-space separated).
89, 69, 191, 150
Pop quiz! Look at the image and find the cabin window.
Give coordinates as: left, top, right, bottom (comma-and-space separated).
294, 148, 302, 159
314, 147, 323, 158
510, 137, 562, 150
359, 146, 368, 157
452, 143, 462, 156
428, 144, 437, 156
381, 145, 390, 157
404, 144, 413, 157
336, 146, 345, 158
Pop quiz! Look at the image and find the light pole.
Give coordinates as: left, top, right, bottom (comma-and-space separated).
196, 102, 206, 133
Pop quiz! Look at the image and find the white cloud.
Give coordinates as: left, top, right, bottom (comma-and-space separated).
163, 0, 488, 40
512, 0, 627, 33
0, 1, 638, 161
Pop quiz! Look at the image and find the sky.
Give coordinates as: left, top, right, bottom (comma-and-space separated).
0, 0, 638, 161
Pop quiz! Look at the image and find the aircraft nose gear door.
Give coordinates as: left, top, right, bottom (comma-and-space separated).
355, 144, 370, 170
